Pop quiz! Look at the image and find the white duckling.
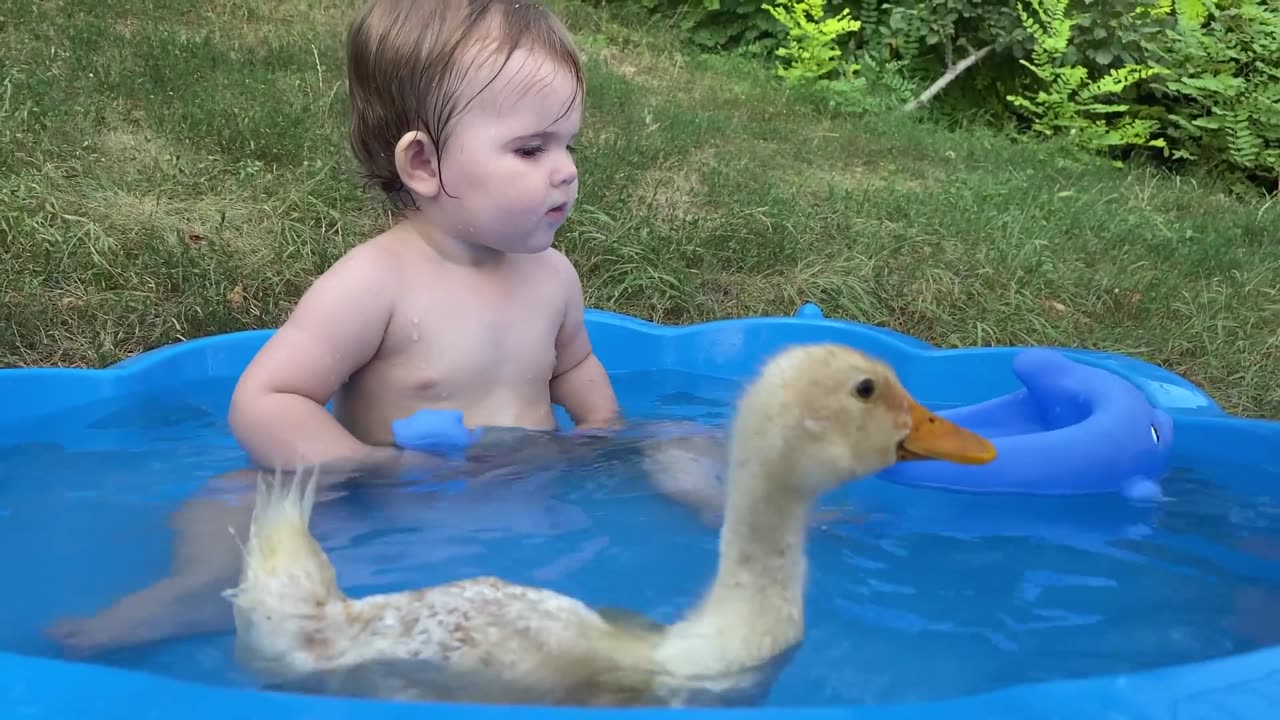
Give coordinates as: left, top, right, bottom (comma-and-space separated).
223, 343, 995, 707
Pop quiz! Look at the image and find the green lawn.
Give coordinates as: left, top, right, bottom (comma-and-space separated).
1, 0, 1277, 417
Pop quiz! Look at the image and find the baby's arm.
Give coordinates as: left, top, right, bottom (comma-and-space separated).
547, 252, 619, 429
228, 243, 402, 471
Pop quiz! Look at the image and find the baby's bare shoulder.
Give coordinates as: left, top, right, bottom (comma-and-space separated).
530, 248, 584, 297
536, 246, 578, 274
340, 231, 412, 274
307, 230, 421, 297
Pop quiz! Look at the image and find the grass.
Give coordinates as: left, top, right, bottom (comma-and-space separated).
1, 0, 1277, 418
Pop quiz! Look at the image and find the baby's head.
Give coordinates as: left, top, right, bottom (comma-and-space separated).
347, 0, 584, 255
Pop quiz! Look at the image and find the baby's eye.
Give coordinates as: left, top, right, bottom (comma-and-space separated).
516, 145, 546, 159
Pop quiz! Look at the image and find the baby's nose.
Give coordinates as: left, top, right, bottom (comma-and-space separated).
552, 158, 577, 186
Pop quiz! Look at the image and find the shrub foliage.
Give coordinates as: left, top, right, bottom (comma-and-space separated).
627, 0, 1279, 193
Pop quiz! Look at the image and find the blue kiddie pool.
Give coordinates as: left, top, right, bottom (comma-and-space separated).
2, 303, 1279, 719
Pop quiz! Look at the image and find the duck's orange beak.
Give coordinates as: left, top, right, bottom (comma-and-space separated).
896, 395, 997, 465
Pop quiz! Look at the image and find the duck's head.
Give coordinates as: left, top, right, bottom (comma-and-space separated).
730, 343, 996, 494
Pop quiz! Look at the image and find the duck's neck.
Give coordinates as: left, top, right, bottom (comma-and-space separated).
658, 448, 816, 675
715, 459, 814, 607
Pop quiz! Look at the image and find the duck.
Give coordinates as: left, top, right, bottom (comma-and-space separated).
222, 343, 996, 707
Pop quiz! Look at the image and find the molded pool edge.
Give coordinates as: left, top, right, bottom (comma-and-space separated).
3, 640, 1278, 719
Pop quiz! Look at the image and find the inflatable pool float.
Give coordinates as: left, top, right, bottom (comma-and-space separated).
875, 347, 1172, 499
2, 302, 1279, 720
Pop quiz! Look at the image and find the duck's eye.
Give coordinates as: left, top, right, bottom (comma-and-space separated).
853, 378, 876, 401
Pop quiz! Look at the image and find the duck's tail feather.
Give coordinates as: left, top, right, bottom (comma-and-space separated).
223, 465, 345, 681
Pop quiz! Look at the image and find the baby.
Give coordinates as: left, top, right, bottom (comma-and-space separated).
235, 0, 619, 470
47, 0, 629, 657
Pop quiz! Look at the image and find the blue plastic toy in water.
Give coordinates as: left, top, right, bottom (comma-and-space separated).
390, 346, 1175, 499
876, 347, 1173, 500
391, 408, 480, 459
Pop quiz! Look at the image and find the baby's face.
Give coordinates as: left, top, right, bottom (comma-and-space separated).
426, 47, 583, 255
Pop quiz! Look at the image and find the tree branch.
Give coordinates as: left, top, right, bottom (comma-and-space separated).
903, 43, 996, 113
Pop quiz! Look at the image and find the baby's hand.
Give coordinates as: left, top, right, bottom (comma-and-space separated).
296, 445, 449, 485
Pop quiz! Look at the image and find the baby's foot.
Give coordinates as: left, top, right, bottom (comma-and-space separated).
45, 578, 231, 658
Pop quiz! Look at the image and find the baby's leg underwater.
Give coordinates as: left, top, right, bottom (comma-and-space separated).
45, 465, 358, 658
638, 421, 856, 528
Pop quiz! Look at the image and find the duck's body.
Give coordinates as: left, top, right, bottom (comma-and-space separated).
225, 344, 995, 707
226, 473, 801, 707
225, 476, 666, 705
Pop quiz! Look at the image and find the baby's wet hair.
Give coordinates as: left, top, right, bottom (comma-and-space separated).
346, 0, 584, 212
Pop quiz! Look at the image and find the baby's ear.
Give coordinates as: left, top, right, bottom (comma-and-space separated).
393, 131, 441, 199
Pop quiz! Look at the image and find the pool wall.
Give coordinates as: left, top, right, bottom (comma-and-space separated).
2, 304, 1278, 719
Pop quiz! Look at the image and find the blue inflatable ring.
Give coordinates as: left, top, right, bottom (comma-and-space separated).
392, 346, 1174, 500
877, 347, 1173, 499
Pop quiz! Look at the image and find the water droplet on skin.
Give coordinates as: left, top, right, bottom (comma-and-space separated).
411, 330, 420, 342
411, 316, 419, 325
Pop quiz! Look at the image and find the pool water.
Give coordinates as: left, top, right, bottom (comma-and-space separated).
1, 369, 1278, 707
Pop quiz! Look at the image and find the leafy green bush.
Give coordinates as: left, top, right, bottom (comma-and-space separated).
633, 0, 780, 51
1005, 0, 1167, 156
625, 0, 1279, 193
1142, 0, 1280, 190
763, 0, 861, 84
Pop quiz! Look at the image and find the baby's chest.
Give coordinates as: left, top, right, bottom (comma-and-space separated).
392, 295, 563, 383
